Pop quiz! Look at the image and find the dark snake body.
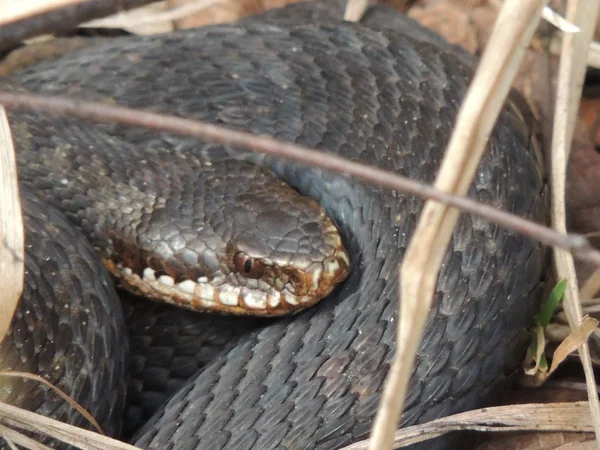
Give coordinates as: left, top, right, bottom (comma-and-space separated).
2, 1, 547, 449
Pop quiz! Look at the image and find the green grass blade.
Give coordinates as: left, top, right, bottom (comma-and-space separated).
536, 279, 567, 328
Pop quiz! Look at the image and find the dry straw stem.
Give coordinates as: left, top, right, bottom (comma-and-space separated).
0, 107, 23, 345
83, 0, 222, 32
367, 1, 547, 449
341, 401, 594, 449
551, 0, 600, 446
0, 402, 140, 450
0, 424, 53, 450
343, 0, 369, 22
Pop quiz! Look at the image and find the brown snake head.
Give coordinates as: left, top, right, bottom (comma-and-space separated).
104, 184, 350, 317
103, 165, 350, 316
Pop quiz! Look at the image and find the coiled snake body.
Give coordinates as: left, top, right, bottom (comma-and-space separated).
1, 2, 547, 449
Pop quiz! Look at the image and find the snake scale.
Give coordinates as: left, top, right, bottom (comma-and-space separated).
1, 1, 548, 449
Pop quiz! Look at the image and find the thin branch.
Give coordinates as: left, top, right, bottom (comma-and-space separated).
0, 90, 597, 266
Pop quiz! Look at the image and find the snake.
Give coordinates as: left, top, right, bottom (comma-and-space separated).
0, 1, 548, 449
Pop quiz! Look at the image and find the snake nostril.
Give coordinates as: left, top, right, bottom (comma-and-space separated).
286, 272, 303, 293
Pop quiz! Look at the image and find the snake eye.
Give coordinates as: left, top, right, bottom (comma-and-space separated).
233, 252, 265, 279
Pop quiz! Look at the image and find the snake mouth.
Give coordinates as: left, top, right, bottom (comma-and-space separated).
105, 245, 349, 316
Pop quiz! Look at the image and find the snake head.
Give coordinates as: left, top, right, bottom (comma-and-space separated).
102, 159, 349, 316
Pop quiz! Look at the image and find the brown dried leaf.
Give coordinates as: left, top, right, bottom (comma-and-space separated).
549, 316, 598, 373
408, 2, 479, 53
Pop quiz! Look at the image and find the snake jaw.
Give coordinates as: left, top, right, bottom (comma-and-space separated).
105, 235, 350, 316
